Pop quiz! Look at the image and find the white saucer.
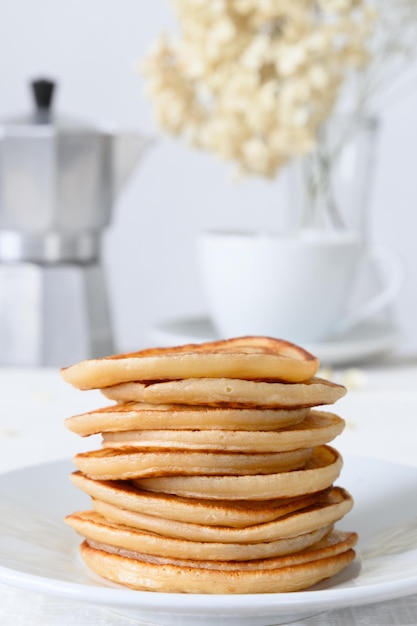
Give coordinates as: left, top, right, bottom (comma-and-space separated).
150, 317, 401, 366
1, 457, 417, 625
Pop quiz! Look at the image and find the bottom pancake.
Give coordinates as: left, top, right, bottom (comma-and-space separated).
79, 530, 357, 593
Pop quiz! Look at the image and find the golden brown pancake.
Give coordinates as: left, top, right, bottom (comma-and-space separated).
65, 402, 310, 436
91, 487, 353, 542
133, 446, 342, 500
79, 531, 357, 593
73, 446, 313, 480
70, 472, 328, 527
102, 377, 346, 408
61, 336, 320, 389
86, 528, 357, 570
65, 509, 333, 561
100, 411, 345, 452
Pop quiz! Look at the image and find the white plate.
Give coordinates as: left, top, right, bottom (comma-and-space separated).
1, 459, 417, 625
150, 317, 401, 366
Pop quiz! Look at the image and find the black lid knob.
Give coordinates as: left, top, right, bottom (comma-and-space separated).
31, 78, 55, 111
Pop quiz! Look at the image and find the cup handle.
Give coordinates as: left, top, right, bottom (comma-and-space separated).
333, 246, 405, 336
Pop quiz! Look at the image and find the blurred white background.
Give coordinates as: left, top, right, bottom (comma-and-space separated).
0, 0, 416, 354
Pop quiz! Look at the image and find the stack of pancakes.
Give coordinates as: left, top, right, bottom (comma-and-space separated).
61, 336, 357, 594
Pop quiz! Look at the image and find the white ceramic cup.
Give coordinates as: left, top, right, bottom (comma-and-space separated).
198, 230, 404, 344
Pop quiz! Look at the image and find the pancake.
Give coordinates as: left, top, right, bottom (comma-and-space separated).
91, 487, 353, 542
133, 446, 342, 500
102, 377, 346, 408
65, 509, 333, 561
73, 446, 313, 480
79, 531, 357, 593
88, 529, 357, 570
61, 336, 320, 389
101, 411, 345, 452
65, 402, 310, 437
70, 472, 330, 527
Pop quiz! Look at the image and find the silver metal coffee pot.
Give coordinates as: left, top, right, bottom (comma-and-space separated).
0, 79, 150, 366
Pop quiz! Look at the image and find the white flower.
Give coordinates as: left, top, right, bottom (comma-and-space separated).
308, 64, 330, 90
242, 138, 272, 175
276, 44, 307, 76
212, 16, 236, 43
242, 34, 272, 69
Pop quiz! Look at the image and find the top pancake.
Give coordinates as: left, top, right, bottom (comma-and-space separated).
60, 336, 319, 389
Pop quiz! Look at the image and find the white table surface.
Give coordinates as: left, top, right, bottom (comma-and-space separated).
0, 359, 417, 625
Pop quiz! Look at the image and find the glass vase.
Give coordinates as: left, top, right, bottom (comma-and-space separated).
288, 116, 379, 238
